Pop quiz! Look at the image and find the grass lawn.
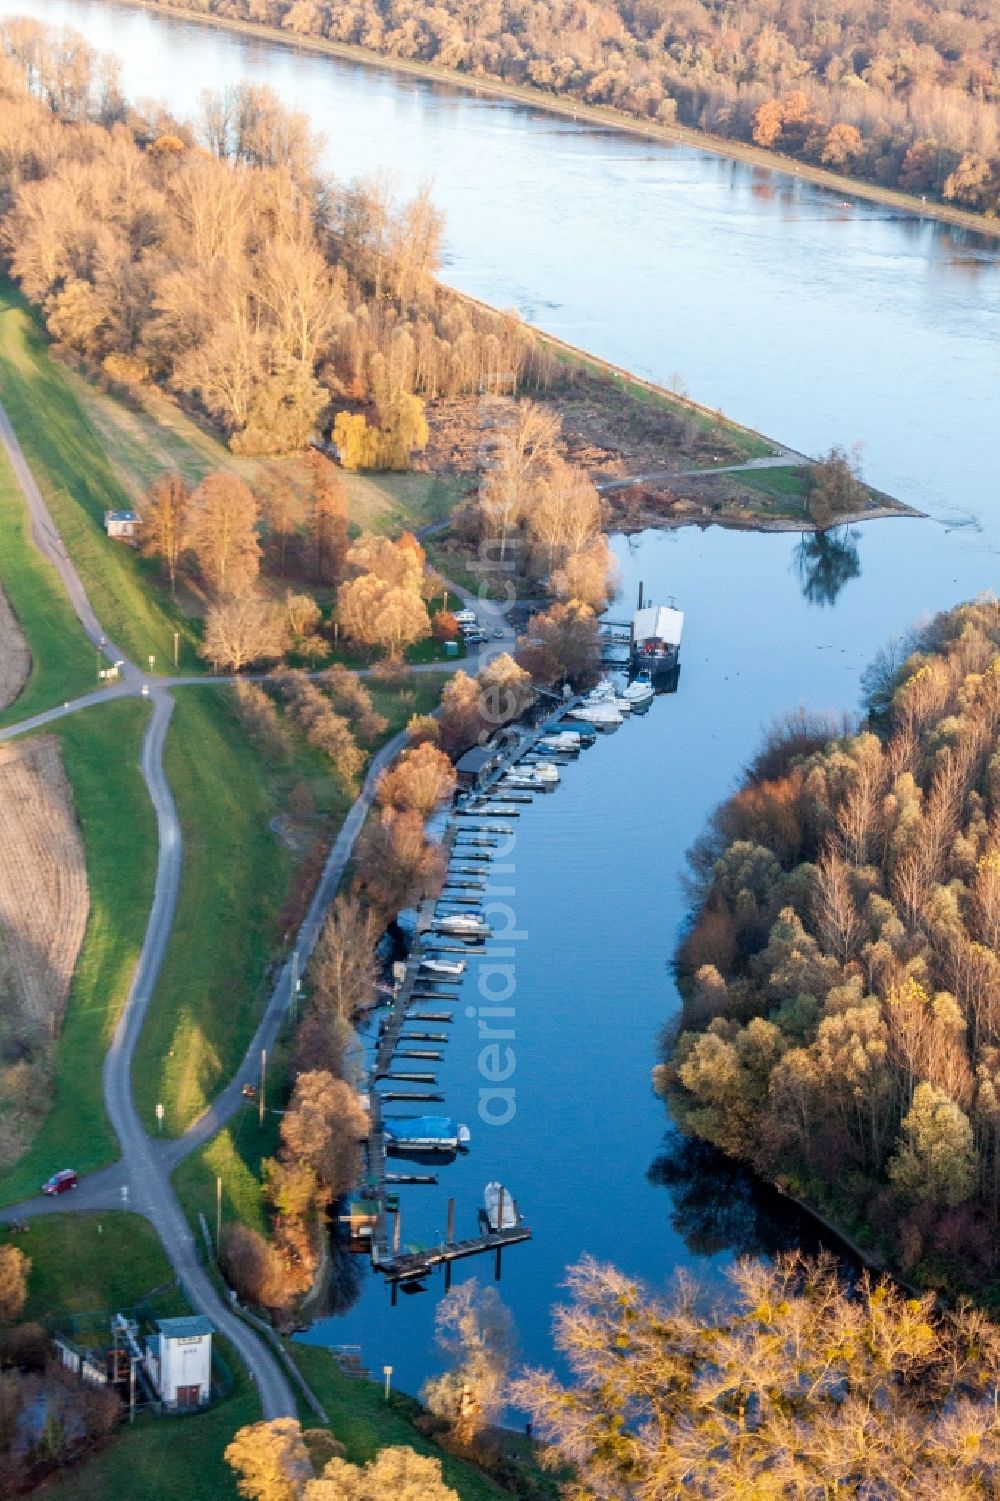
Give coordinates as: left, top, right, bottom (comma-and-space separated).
131, 690, 297, 1136
341, 470, 465, 536
0, 1212, 181, 1326
0, 283, 205, 673
0, 700, 156, 1205
0, 445, 95, 725
739, 464, 810, 514
289, 1345, 512, 1499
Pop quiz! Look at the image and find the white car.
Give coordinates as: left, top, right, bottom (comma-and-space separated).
454, 609, 477, 625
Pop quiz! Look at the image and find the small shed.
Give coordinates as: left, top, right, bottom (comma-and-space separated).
104, 509, 141, 541
144, 1315, 213, 1409
455, 745, 502, 791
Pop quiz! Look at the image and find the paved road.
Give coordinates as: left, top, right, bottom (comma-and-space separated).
0, 404, 296, 1420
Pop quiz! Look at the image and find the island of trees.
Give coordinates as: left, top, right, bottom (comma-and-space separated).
149, 0, 999, 217
660, 597, 1000, 1295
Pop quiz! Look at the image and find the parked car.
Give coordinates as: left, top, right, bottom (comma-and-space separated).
42, 1169, 78, 1195
464, 630, 488, 645
454, 610, 477, 625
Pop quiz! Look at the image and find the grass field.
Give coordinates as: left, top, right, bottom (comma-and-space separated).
0, 284, 206, 673
0, 442, 95, 725
0, 1212, 182, 1326
0, 700, 155, 1205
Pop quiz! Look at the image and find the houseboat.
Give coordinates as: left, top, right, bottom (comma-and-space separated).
631, 599, 684, 677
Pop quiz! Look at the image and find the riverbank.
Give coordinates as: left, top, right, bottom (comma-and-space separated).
129, 0, 1000, 243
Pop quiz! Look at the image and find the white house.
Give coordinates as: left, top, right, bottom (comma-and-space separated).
103, 509, 141, 541
144, 1315, 213, 1409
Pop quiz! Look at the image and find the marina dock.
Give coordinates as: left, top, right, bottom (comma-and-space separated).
359, 695, 595, 1289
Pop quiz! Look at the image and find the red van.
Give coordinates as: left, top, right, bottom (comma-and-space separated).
42, 1169, 78, 1195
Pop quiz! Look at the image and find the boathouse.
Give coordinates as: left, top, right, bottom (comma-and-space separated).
455, 745, 503, 791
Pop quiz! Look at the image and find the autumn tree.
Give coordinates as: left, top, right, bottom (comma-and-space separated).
305, 1446, 459, 1501
515, 1251, 1000, 1500
307, 451, 348, 583
308, 894, 380, 1023
201, 593, 289, 671
0, 1245, 28, 1323
377, 742, 457, 816
517, 601, 601, 687
190, 471, 262, 595
336, 574, 431, 660
279, 1070, 368, 1196
356, 807, 446, 916
806, 443, 867, 527
225, 1418, 313, 1501
140, 471, 190, 595
422, 1281, 515, 1450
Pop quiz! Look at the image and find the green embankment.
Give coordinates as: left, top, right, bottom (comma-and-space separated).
0, 700, 156, 1205
0, 446, 95, 725
0, 285, 204, 673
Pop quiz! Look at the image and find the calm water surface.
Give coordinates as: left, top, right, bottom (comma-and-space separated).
4, 0, 1000, 1395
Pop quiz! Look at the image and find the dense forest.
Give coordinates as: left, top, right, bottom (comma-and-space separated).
660, 598, 1000, 1293
160, 0, 999, 214
0, 18, 553, 457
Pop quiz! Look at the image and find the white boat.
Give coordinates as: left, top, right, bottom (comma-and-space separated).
434, 913, 490, 937
420, 956, 467, 978
623, 672, 655, 708
484, 1181, 520, 1230
569, 700, 622, 727
584, 678, 631, 715
537, 732, 581, 753
529, 761, 560, 784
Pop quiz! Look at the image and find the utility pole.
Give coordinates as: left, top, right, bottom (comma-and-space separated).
259, 1049, 267, 1128
173, 631, 179, 669
383, 1365, 393, 1401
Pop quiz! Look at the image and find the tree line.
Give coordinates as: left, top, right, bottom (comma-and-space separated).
661, 598, 1000, 1293
153, 0, 1000, 215
0, 18, 555, 460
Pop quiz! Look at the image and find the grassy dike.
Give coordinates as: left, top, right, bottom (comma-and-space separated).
133, 0, 1000, 241
0, 285, 205, 673
131, 690, 297, 1135
0, 699, 156, 1205
0, 444, 95, 724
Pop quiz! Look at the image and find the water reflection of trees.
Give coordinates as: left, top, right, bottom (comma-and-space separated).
648, 1131, 828, 1262
793, 526, 861, 607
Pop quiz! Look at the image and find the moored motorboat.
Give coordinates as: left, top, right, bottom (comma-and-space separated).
568, 700, 622, 728
529, 760, 560, 783
623, 671, 655, 708
420, 956, 467, 978
434, 913, 491, 937
384, 1116, 471, 1151
484, 1181, 521, 1230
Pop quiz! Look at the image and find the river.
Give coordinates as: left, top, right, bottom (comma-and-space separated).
3, 0, 1000, 1399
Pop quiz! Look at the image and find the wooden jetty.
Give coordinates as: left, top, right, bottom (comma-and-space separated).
381, 1090, 444, 1102
377, 1225, 532, 1294
402, 1031, 449, 1042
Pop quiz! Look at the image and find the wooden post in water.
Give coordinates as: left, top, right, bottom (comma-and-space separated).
446, 1198, 455, 1244
637, 580, 644, 611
